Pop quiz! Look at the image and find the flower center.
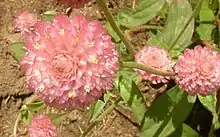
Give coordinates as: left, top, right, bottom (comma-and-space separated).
52, 53, 76, 78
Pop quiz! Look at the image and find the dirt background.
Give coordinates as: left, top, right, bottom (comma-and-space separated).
0, 0, 140, 137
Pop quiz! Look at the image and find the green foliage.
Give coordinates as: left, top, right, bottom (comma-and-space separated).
140, 86, 196, 137
117, 0, 165, 28
198, 94, 220, 129
90, 91, 111, 122
196, 0, 215, 40
42, 10, 57, 21
47, 113, 68, 125
9, 42, 25, 61
105, 22, 121, 42
117, 74, 146, 124
20, 109, 33, 125
25, 101, 45, 112
169, 123, 199, 137
148, 0, 196, 58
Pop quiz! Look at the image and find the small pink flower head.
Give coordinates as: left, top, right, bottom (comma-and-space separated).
135, 46, 174, 84
21, 14, 119, 109
174, 45, 220, 96
57, 0, 91, 8
29, 115, 57, 137
14, 10, 38, 36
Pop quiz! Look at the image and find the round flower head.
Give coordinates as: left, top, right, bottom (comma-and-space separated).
135, 46, 174, 84
14, 10, 38, 36
174, 45, 220, 96
57, 0, 91, 8
29, 115, 57, 137
21, 14, 119, 109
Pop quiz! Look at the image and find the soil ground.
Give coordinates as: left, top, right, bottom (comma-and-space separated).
0, 0, 139, 136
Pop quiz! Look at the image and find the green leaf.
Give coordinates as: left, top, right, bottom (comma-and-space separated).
25, 101, 45, 112
105, 22, 120, 42
196, 24, 215, 40
199, 0, 215, 22
196, 0, 215, 40
9, 42, 25, 61
198, 93, 220, 129
169, 123, 199, 137
90, 91, 111, 122
47, 113, 68, 125
118, 75, 146, 124
147, 0, 195, 58
20, 109, 33, 125
198, 93, 217, 113
117, 0, 165, 28
140, 86, 196, 137
42, 10, 57, 21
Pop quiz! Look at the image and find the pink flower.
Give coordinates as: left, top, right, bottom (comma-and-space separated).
174, 45, 220, 96
21, 14, 119, 109
29, 115, 57, 137
14, 10, 38, 36
135, 46, 174, 84
57, 0, 91, 8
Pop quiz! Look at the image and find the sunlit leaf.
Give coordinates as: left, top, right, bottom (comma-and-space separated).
47, 113, 68, 125
105, 22, 120, 42
118, 75, 146, 124
198, 93, 220, 129
117, 0, 165, 28
42, 10, 57, 21
9, 42, 25, 61
169, 123, 199, 137
25, 101, 45, 112
90, 91, 111, 122
196, 0, 215, 40
140, 86, 196, 137
20, 109, 33, 125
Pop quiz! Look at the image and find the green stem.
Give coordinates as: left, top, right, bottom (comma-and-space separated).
168, 0, 204, 52
96, 0, 136, 56
121, 62, 176, 76
80, 98, 121, 137
13, 95, 38, 136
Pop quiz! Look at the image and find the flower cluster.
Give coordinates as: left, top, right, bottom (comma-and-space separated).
135, 46, 174, 84
174, 46, 220, 96
29, 115, 57, 137
21, 14, 119, 109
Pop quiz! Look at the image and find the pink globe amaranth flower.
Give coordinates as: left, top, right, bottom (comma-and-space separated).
21, 14, 119, 109
135, 46, 174, 84
29, 115, 57, 137
14, 10, 38, 37
57, 0, 91, 8
174, 45, 220, 96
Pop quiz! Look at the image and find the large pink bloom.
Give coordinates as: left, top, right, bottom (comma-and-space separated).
135, 46, 174, 84
57, 0, 91, 8
174, 45, 220, 96
21, 14, 119, 109
14, 10, 38, 36
29, 115, 57, 137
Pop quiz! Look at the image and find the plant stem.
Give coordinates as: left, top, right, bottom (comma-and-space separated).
168, 0, 204, 52
80, 98, 121, 137
13, 95, 38, 136
96, 0, 136, 56
121, 62, 176, 76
